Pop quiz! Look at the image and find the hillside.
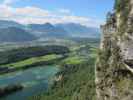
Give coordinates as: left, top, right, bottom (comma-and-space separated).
0, 20, 24, 29
0, 27, 37, 42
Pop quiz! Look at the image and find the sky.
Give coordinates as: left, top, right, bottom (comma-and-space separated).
0, 0, 114, 28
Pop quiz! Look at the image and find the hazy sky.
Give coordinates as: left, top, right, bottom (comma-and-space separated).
0, 0, 114, 27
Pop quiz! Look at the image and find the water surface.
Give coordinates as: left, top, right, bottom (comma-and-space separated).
0, 65, 59, 100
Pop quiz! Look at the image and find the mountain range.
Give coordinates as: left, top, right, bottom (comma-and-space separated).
0, 27, 37, 42
0, 20, 100, 42
56, 23, 100, 38
27, 23, 69, 38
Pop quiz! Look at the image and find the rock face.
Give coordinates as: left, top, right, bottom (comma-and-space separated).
96, 0, 133, 100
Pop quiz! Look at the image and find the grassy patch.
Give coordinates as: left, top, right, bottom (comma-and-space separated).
62, 56, 86, 65
0, 54, 62, 69
70, 45, 86, 51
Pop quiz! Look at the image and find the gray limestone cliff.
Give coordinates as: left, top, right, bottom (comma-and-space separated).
96, 0, 133, 100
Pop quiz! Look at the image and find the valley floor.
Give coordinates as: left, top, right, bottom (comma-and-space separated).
0, 38, 99, 100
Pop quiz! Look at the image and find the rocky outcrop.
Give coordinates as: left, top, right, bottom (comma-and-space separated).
96, 0, 133, 100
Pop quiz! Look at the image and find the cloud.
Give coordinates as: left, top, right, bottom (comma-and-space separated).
0, 2, 102, 28
15, 6, 51, 17
2, 0, 18, 5
0, 5, 14, 17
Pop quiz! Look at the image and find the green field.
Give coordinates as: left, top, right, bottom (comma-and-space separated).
62, 56, 86, 65
0, 54, 62, 69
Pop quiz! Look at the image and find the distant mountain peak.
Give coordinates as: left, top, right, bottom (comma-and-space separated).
44, 23, 53, 27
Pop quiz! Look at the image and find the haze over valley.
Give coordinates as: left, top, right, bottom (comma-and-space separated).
0, 20, 100, 43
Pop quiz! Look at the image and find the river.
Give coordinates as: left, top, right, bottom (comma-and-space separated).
0, 65, 59, 100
